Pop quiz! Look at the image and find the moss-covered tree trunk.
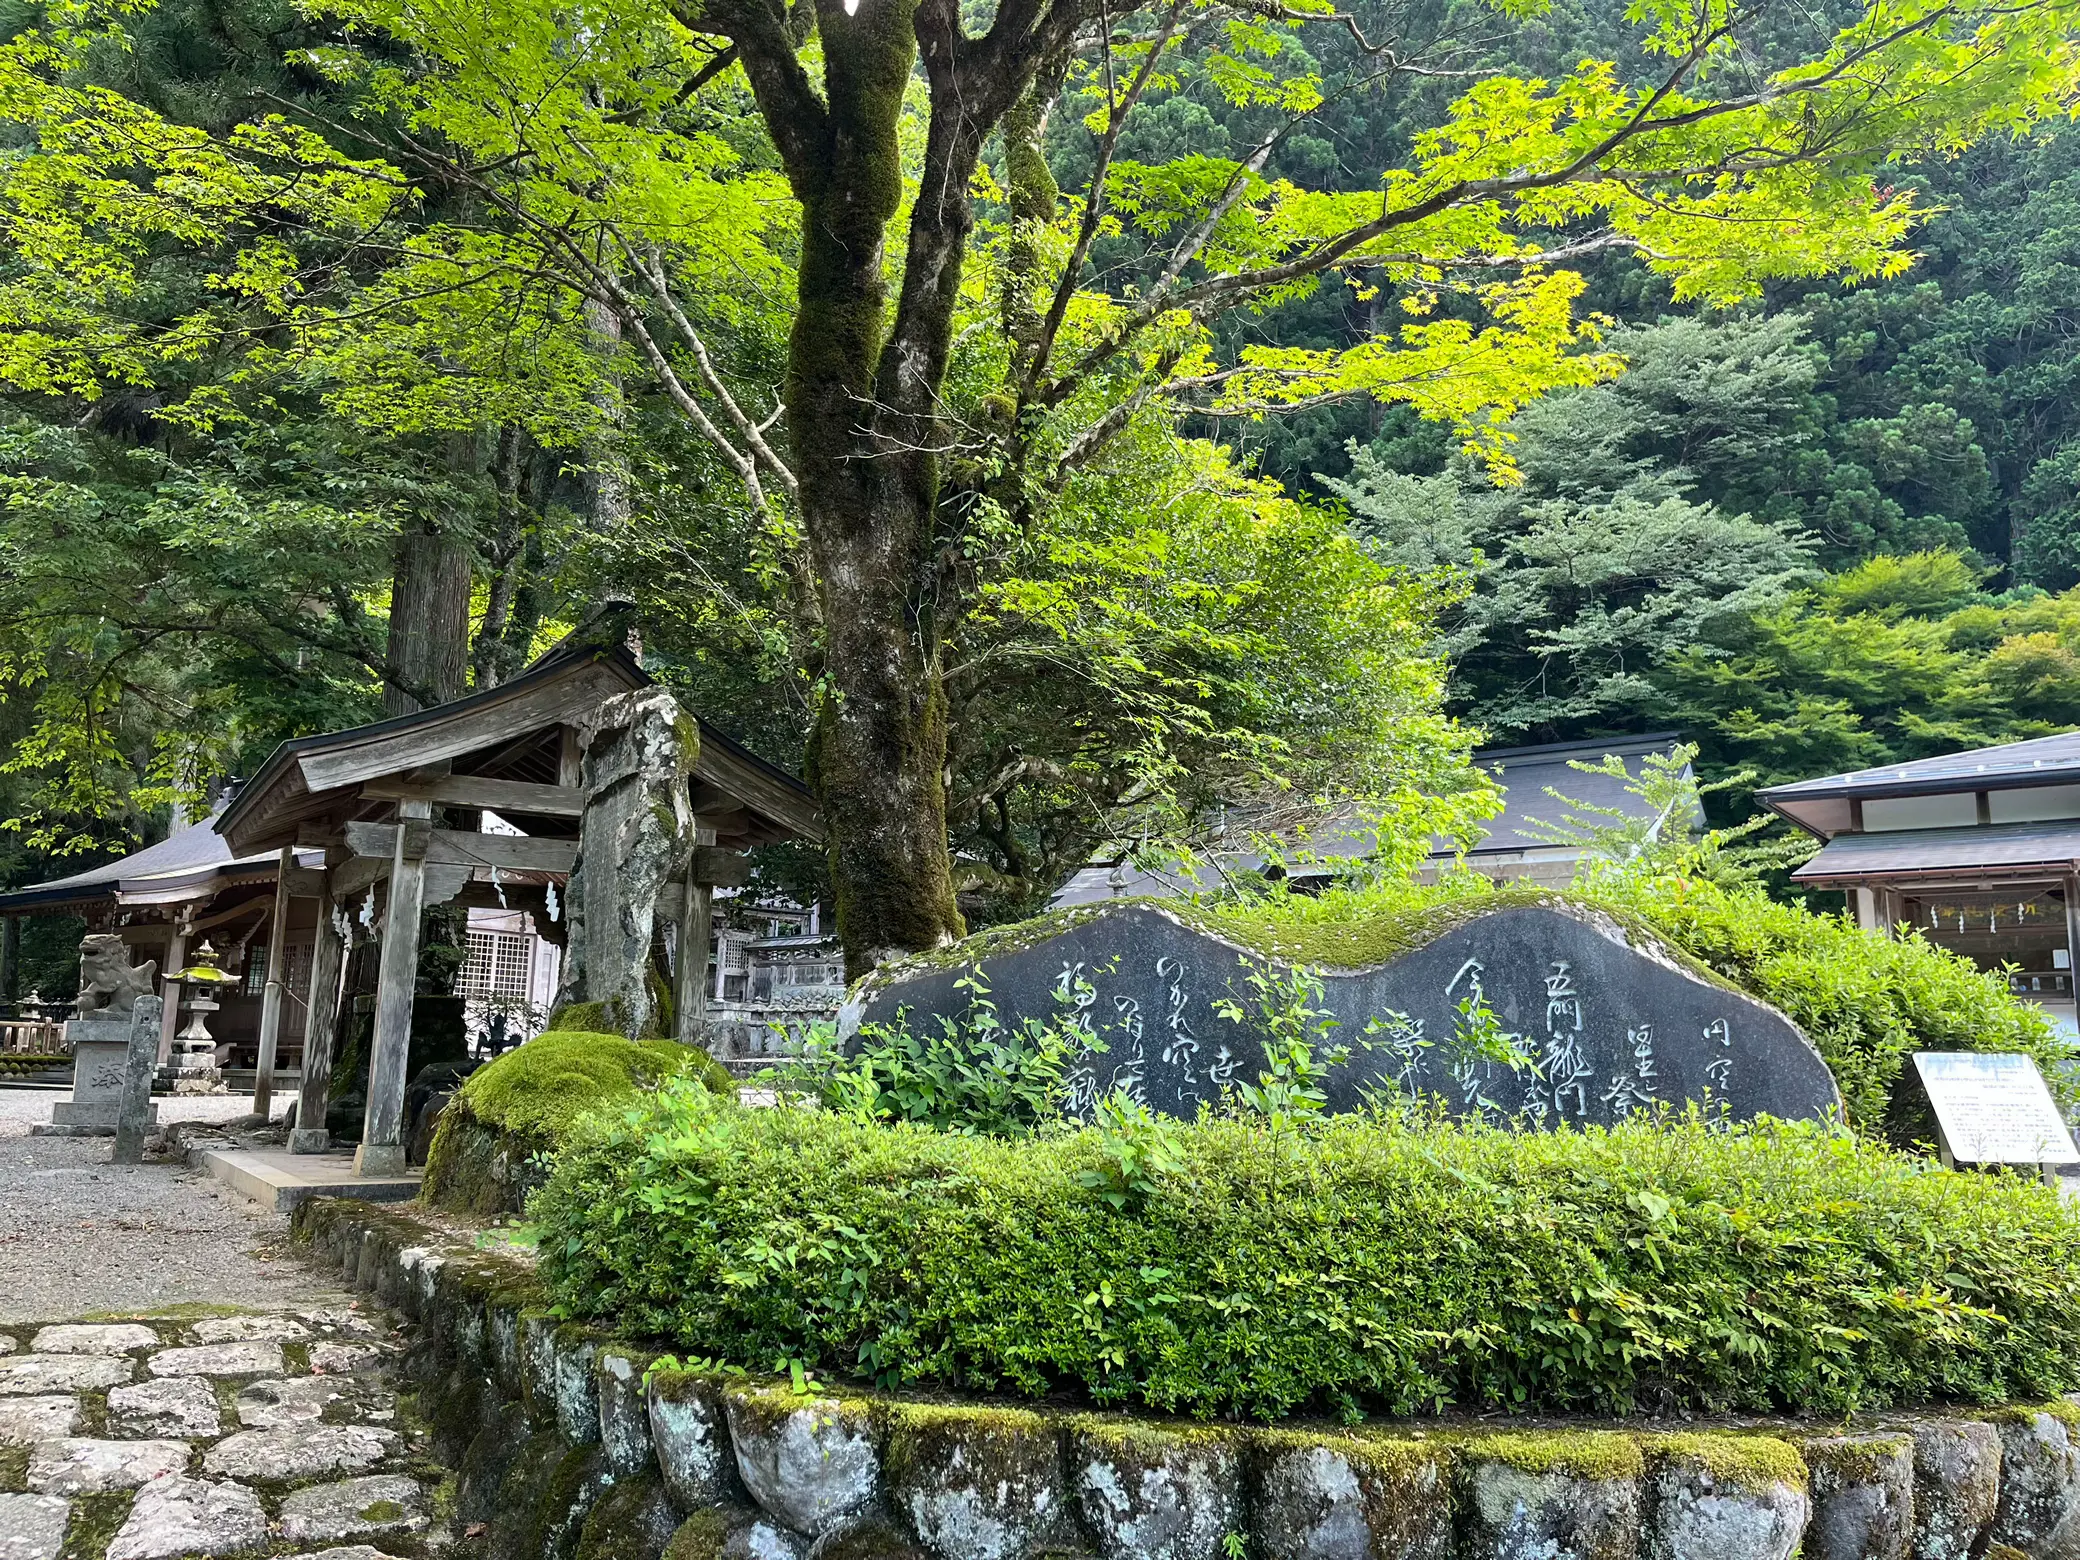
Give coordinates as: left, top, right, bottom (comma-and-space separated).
701, 0, 1079, 974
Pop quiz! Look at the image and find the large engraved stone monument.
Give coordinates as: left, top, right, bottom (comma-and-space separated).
43, 935, 162, 1136
847, 901, 1841, 1126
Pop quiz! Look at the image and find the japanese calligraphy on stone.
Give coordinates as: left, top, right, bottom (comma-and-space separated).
850, 904, 1840, 1127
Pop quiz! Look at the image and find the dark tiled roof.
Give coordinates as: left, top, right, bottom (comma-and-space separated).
1052, 734, 1689, 907
1790, 820, 2080, 883
1761, 730, 2080, 802
0, 812, 256, 912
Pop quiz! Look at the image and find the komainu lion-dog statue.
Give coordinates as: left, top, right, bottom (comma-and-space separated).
74, 934, 158, 1019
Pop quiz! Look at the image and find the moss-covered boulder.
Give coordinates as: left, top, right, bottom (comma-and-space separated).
597, 1346, 657, 1477
885, 1404, 1065, 1560
553, 1324, 605, 1447
1643, 1434, 1807, 1560
648, 1369, 736, 1512
1069, 1420, 1241, 1560
423, 1029, 733, 1215
663, 1505, 806, 1560
1909, 1419, 2002, 1560
722, 1385, 881, 1539
1249, 1430, 1449, 1560
1458, 1432, 1642, 1560
1801, 1432, 1911, 1560
575, 1470, 683, 1560
1985, 1405, 2080, 1557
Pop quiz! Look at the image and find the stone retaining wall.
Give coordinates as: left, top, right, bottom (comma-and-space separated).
293, 1198, 2080, 1560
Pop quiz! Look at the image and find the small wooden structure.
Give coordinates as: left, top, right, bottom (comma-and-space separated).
216, 638, 819, 1175
1762, 731, 2080, 1040
0, 813, 325, 1070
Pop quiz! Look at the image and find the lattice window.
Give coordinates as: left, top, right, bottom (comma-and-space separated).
458, 931, 534, 1001
242, 943, 314, 997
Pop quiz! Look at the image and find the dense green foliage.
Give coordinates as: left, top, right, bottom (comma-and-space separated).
1212, 871, 2072, 1142
0, 0, 2072, 952
536, 1085, 2080, 1418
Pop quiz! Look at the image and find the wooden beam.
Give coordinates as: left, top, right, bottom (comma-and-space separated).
676, 821, 716, 1042
252, 846, 295, 1120
357, 799, 428, 1178
288, 888, 344, 1154
342, 820, 395, 860
343, 823, 579, 875
331, 855, 389, 900
280, 866, 326, 897
693, 735, 822, 842
298, 662, 632, 794
361, 775, 588, 817
421, 864, 474, 906
692, 847, 752, 889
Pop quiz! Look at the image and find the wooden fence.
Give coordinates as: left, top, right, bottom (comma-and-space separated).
0, 1016, 67, 1054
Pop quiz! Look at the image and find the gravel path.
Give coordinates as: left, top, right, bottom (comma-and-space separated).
0, 1089, 263, 1143
0, 1091, 346, 1325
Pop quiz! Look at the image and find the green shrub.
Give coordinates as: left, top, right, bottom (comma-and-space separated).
1208, 872, 2074, 1143
423, 1029, 731, 1213
534, 1079, 2080, 1420
773, 971, 1099, 1136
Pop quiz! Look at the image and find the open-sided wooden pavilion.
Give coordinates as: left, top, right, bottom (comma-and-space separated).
215, 636, 820, 1174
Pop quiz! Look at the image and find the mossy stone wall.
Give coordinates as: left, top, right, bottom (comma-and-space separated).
294, 1196, 2080, 1560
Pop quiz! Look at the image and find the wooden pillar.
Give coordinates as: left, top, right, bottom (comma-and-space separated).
0, 914, 16, 1005
675, 820, 714, 1043
2063, 873, 2080, 1006
251, 846, 294, 1120
289, 884, 345, 1154
157, 921, 188, 1064
1852, 888, 1881, 934
357, 800, 428, 1177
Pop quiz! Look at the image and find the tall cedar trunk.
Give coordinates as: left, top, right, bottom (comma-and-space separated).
384, 432, 478, 716
384, 518, 473, 716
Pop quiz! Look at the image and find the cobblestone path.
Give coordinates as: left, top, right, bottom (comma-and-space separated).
0, 1307, 455, 1560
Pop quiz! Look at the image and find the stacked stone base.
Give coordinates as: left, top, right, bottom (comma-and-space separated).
292, 1198, 2080, 1560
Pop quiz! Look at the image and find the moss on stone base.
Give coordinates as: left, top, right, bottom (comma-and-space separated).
1454, 1430, 1644, 1482
424, 1030, 732, 1214
662, 1508, 735, 1560
57, 1493, 130, 1560
1797, 1430, 1910, 1486
814, 1517, 928, 1560
1646, 1432, 1807, 1494
574, 1471, 682, 1560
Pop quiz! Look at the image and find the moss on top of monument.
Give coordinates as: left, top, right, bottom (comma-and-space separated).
862, 879, 1733, 996
447, 1030, 729, 1144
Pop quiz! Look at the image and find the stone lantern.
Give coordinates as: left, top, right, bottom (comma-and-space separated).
162, 940, 233, 1095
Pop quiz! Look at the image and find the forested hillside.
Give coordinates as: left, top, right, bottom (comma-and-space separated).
1126, 0, 2080, 811
0, 0, 2072, 971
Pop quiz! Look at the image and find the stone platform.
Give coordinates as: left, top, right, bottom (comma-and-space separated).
188, 1147, 420, 1213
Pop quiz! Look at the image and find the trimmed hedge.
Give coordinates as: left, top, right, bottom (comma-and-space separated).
535, 1082, 2080, 1421
423, 1029, 731, 1214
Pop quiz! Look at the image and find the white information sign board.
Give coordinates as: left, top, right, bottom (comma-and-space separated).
1913, 1051, 2080, 1165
